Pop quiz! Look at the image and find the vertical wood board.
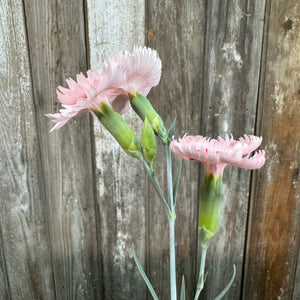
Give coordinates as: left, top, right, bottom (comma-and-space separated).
86, 0, 147, 298
146, 0, 205, 299
293, 249, 300, 300
0, 0, 55, 298
0, 0, 300, 299
244, 1, 300, 299
200, 1, 266, 299
24, 0, 101, 298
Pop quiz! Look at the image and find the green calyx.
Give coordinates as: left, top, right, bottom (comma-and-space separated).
141, 117, 157, 166
93, 103, 142, 159
129, 92, 167, 143
198, 173, 223, 245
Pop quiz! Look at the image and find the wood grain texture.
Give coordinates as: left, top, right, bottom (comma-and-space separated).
200, 1, 266, 299
1, 0, 300, 298
86, 0, 147, 299
146, 0, 205, 299
0, 227, 10, 299
293, 250, 300, 300
244, 1, 300, 299
0, 0, 55, 298
23, 0, 101, 298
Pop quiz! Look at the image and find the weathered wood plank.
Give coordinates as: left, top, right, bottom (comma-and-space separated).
0, 0, 55, 298
0, 227, 9, 300
293, 250, 300, 300
2, 1, 299, 299
146, 0, 205, 299
0, 232, 10, 299
244, 1, 300, 299
86, 0, 147, 299
199, 1, 266, 299
23, 0, 101, 298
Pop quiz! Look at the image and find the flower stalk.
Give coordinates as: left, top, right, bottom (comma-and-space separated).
141, 140, 177, 300
194, 246, 208, 300
166, 141, 177, 300
169, 217, 177, 300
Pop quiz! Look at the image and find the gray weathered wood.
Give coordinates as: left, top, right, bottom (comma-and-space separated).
200, 1, 266, 299
0, 228, 10, 299
293, 249, 300, 300
0, 0, 55, 298
146, 0, 205, 298
244, 1, 300, 299
23, 0, 101, 298
86, 0, 147, 299
1, 0, 300, 298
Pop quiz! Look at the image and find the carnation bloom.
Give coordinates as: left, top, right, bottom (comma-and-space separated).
110, 46, 162, 96
171, 134, 265, 177
171, 134, 265, 245
46, 46, 162, 131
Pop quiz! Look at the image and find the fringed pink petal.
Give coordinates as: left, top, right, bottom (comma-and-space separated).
171, 135, 222, 164
87, 69, 102, 88
66, 78, 77, 89
99, 60, 127, 90
223, 150, 266, 169
76, 72, 90, 86
45, 103, 90, 132
108, 46, 162, 95
56, 91, 75, 105
47, 46, 162, 131
171, 134, 265, 175
85, 60, 129, 114
238, 135, 263, 155
56, 72, 96, 105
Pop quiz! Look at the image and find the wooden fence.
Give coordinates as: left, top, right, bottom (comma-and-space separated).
1, 0, 299, 299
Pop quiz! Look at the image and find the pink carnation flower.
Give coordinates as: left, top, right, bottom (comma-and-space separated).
171, 134, 265, 177
110, 46, 162, 96
46, 46, 162, 131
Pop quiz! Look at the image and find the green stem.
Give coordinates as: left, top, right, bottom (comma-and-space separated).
166, 142, 177, 300
140, 157, 171, 218
166, 143, 174, 210
141, 142, 177, 300
194, 246, 208, 300
169, 218, 176, 300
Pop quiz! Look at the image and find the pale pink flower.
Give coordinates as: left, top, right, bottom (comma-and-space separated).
110, 46, 162, 96
171, 134, 265, 177
46, 64, 129, 131
46, 46, 161, 131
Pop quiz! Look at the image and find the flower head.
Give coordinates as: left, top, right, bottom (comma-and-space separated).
111, 46, 162, 96
171, 134, 265, 177
46, 46, 161, 131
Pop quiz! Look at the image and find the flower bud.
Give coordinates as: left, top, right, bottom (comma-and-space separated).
141, 117, 157, 166
129, 92, 167, 143
93, 103, 142, 159
198, 173, 223, 247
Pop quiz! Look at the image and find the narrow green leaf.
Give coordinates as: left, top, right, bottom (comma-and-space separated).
213, 265, 236, 300
180, 276, 186, 300
168, 118, 176, 140
132, 245, 159, 300
173, 158, 182, 206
